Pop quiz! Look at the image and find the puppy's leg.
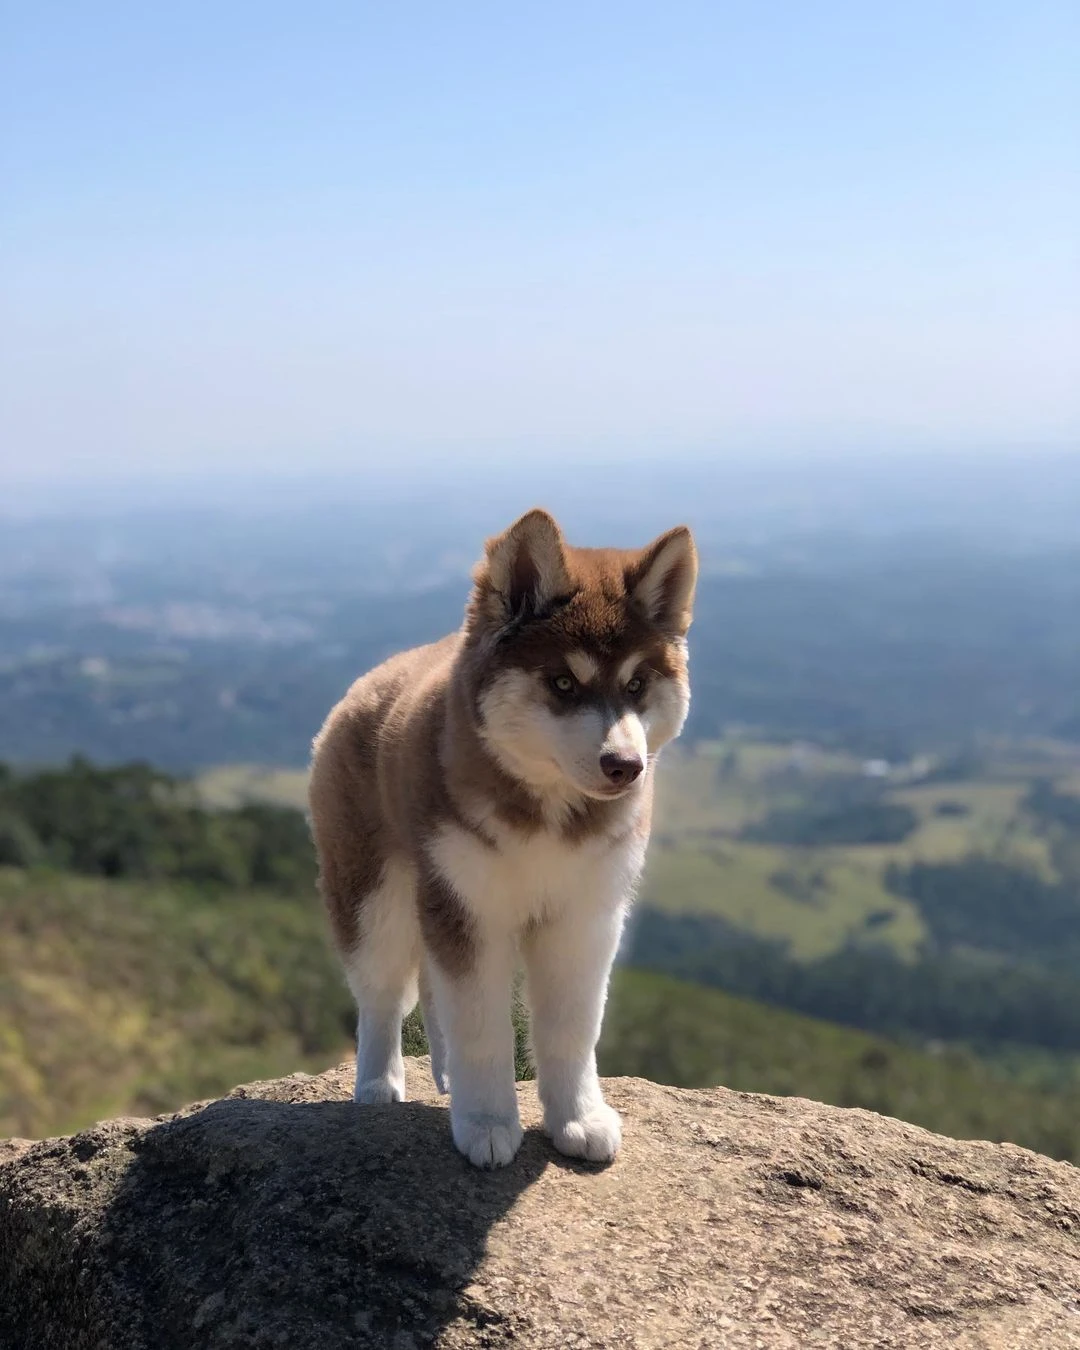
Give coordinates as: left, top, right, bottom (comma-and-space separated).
421, 873, 521, 1166
522, 905, 626, 1162
341, 860, 420, 1104
418, 960, 449, 1094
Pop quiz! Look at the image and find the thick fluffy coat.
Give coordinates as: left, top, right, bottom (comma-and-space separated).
309, 508, 697, 1167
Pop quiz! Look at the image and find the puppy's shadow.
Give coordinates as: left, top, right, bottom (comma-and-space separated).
90, 1094, 553, 1349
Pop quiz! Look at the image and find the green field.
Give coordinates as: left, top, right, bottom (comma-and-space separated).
640, 739, 1079, 959
641, 840, 923, 959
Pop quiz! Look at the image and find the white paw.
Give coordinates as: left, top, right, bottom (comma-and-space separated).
452, 1113, 524, 1168
548, 1102, 622, 1162
355, 1076, 404, 1105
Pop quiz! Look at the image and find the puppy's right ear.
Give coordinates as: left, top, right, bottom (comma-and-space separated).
472, 508, 571, 625
627, 524, 698, 636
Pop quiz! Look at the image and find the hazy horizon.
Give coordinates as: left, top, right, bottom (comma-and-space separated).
5, 448, 1080, 564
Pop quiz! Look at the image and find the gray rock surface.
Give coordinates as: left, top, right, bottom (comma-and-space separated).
2, 1057, 1079, 1348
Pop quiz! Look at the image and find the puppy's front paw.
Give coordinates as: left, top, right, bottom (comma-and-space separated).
355, 1076, 403, 1105
548, 1102, 622, 1163
452, 1113, 524, 1168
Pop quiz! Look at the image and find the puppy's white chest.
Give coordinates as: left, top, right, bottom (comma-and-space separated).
427, 821, 644, 932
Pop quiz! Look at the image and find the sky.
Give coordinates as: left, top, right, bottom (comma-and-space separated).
2, 1, 1079, 493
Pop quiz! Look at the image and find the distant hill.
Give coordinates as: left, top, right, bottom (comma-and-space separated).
3, 539, 1080, 769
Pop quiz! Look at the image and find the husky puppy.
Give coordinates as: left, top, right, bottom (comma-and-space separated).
309, 508, 697, 1167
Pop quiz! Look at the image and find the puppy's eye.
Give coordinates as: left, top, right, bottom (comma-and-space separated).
626, 675, 646, 696
551, 673, 577, 696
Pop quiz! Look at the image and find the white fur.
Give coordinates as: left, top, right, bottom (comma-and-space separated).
641, 648, 691, 752
523, 903, 627, 1161
566, 650, 600, 684
617, 651, 645, 685
426, 814, 646, 1165
427, 814, 646, 934
479, 670, 658, 801
425, 926, 523, 1167
342, 859, 420, 1104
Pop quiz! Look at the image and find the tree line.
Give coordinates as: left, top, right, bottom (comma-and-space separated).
0, 758, 315, 892
624, 904, 1080, 1055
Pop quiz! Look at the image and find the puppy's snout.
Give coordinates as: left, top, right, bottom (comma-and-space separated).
600, 752, 643, 786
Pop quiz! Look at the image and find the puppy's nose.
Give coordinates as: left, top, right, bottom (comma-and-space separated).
600, 753, 644, 786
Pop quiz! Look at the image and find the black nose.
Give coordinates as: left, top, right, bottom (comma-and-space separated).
600, 753, 644, 786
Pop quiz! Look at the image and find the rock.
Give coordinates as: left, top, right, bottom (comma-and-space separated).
0, 1138, 32, 1165
2, 1058, 1079, 1348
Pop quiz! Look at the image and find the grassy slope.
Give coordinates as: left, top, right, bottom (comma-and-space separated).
4, 865, 1080, 1162
601, 969, 1080, 1163
0, 867, 352, 1136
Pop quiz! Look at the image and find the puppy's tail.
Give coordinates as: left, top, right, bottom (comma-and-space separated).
418, 961, 449, 1094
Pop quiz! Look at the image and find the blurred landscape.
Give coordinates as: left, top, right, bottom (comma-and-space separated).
4, 454, 1080, 1161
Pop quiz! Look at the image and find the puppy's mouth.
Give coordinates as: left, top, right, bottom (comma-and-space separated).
579, 779, 643, 801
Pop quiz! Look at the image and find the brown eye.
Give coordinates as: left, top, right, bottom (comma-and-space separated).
551, 673, 577, 696
626, 675, 646, 696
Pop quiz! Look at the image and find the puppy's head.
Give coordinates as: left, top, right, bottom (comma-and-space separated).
465, 508, 697, 801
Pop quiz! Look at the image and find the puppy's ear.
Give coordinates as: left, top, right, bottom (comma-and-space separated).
473, 508, 571, 623
627, 525, 698, 635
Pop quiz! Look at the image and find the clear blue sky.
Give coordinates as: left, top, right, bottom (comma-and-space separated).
3, 1, 1078, 487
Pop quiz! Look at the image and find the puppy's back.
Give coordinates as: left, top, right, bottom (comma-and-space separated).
308, 633, 460, 949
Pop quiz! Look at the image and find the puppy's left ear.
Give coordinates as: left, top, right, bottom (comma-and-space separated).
628, 526, 698, 635
472, 508, 572, 627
